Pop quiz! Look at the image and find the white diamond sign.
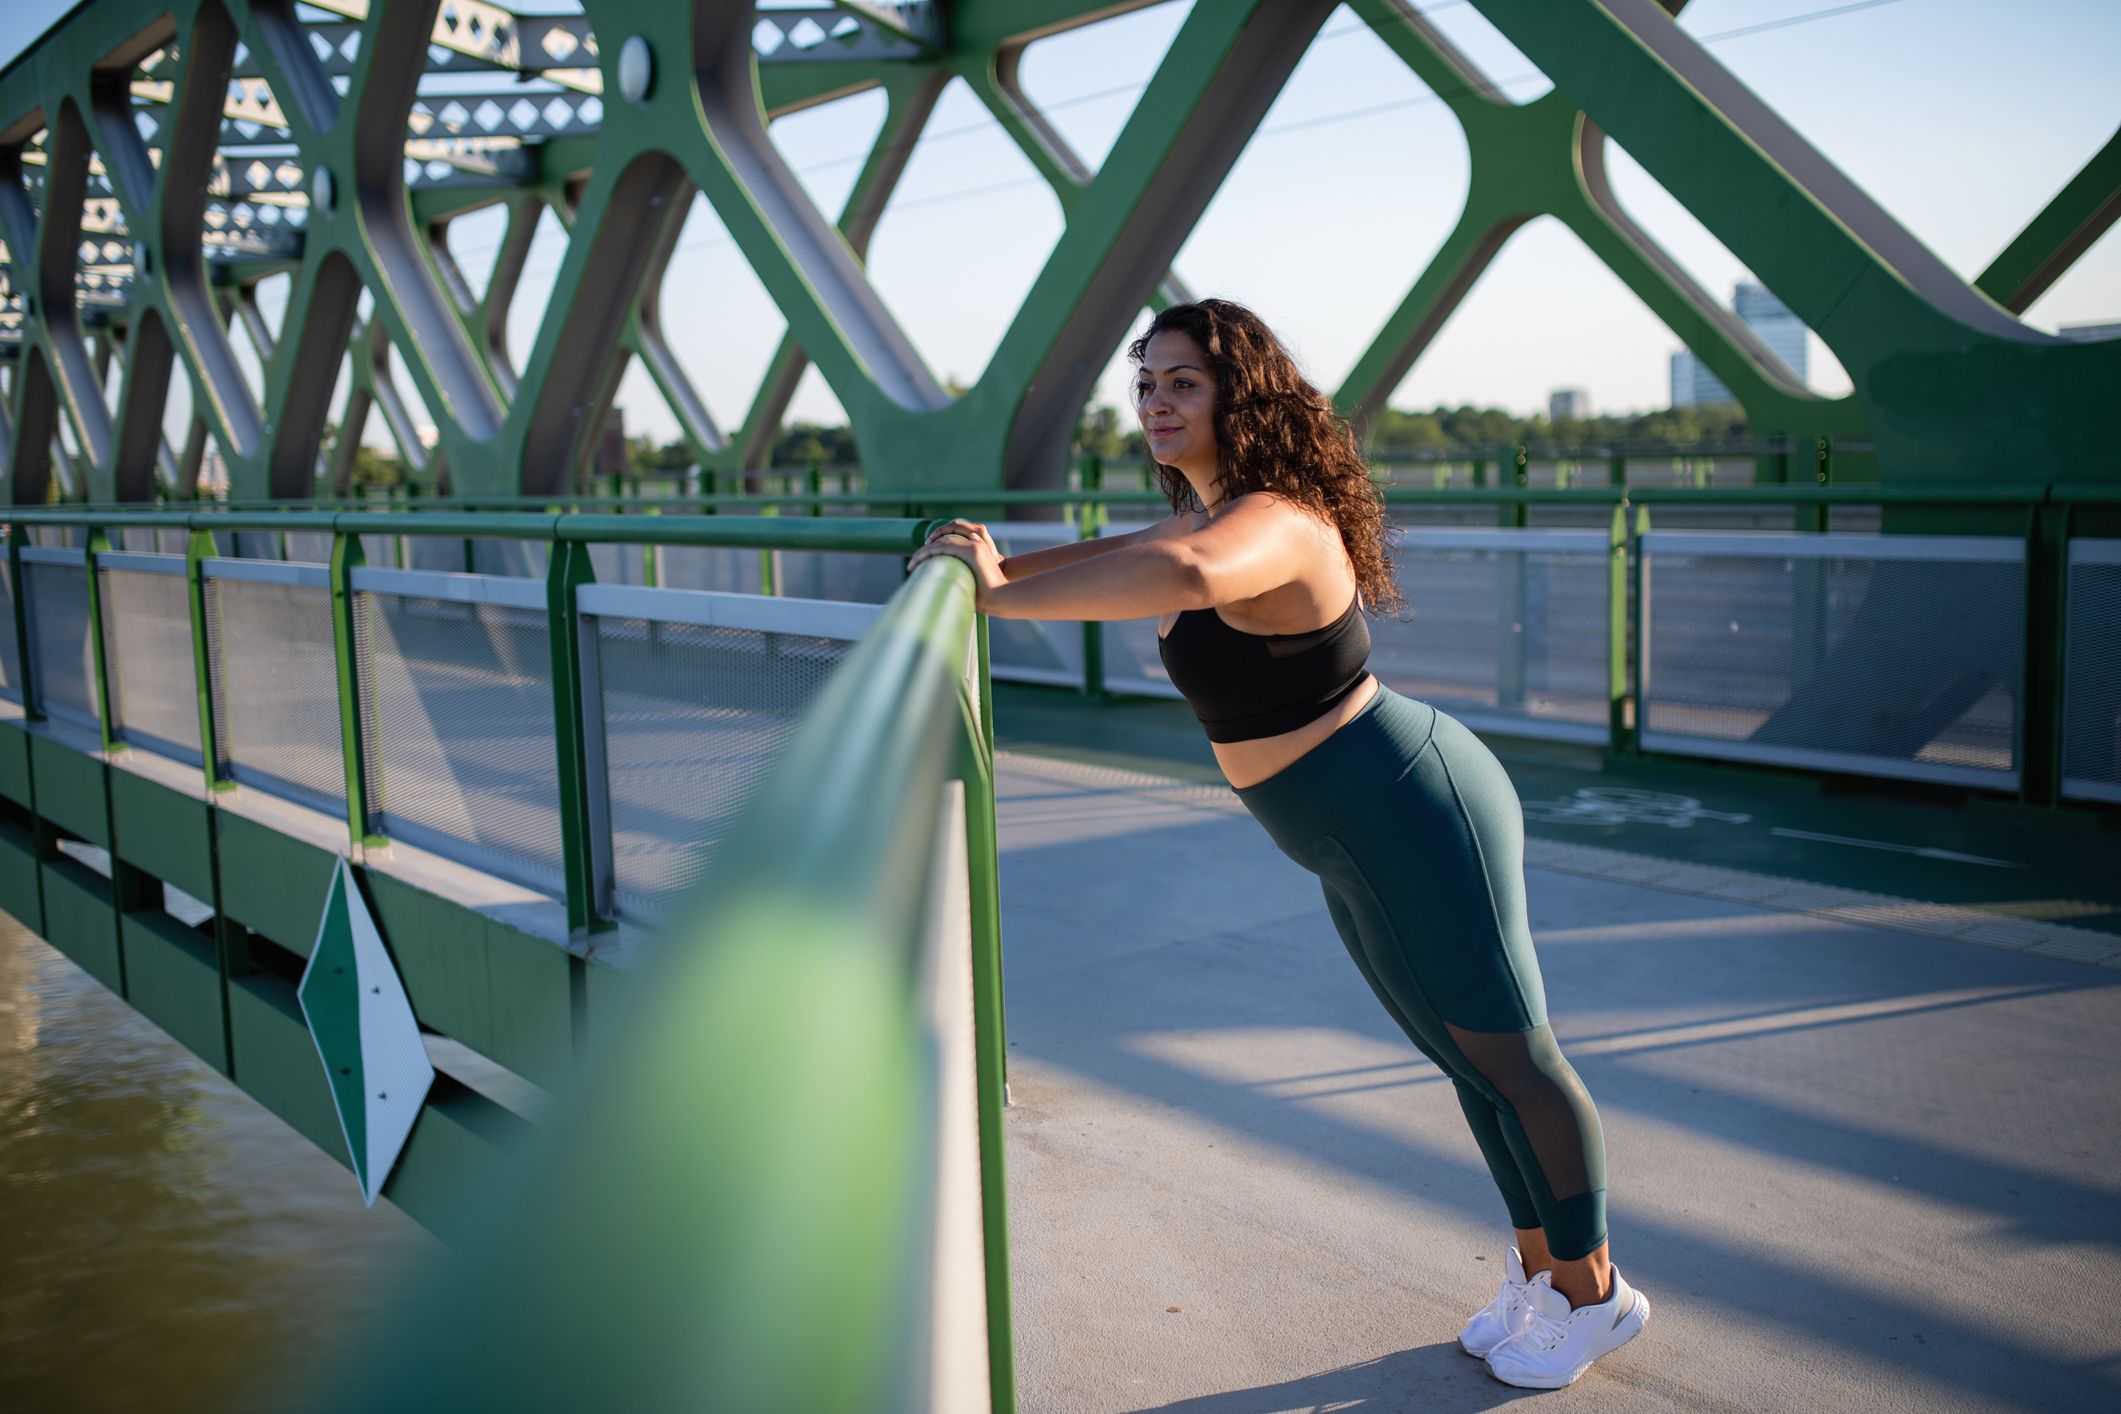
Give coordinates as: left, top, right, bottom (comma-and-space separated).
298, 858, 435, 1207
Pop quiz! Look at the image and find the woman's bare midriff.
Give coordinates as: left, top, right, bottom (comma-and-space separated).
1208, 672, 1379, 789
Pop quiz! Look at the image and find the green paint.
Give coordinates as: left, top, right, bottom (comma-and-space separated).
544, 539, 602, 936
121, 909, 230, 1075
1976, 125, 2121, 314
40, 854, 122, 993
300, 864, 373, 1192
29, 732, 109, 847
327, 531, 381, 848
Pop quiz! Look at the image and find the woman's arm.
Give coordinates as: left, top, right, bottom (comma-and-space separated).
921, 513, 1195, 582
968, 495, 1319, 621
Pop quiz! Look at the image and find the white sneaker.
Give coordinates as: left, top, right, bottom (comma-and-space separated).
1484, 1267, 1651, 1389
1457, 1248, 1535, 1358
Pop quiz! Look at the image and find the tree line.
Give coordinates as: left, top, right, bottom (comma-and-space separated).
332, 400, 1756, 491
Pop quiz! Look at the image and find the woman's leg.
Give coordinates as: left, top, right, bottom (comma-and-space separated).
1299, 712, 1614, 1298
1320, 883, 1545, 1236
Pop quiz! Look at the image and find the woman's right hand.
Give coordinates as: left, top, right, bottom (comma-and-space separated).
916, 519, 1006, 578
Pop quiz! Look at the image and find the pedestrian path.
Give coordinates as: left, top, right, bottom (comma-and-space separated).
993, 753, 2121, 1412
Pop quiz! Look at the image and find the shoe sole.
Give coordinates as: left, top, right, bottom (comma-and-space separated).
1485, 1290, 1652, 1390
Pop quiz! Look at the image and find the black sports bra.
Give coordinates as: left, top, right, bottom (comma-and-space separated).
1157, 592, 1372, 743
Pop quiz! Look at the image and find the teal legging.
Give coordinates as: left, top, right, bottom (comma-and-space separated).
1235, 685, 1609, 1259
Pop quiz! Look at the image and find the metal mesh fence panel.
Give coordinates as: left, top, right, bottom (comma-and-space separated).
656, 546, 764, 594
25, 555, 97, 730
1640, 532, 2023, 787
588, 544, 652, 586
355, 582, 563, 894
2061, 541, 2121, 804
985, 523, 1086, 688
0, 558, 19, 704
1373, 530, 1612, 743
283, 533, 333, 563
205, 566, 346, 813
99, 559, 202, 765
470, 540, 547, 578
407, 537, 477, 573
584, 592, 865, 921
1098, 520, 1181, 698
771, 550, 904, 604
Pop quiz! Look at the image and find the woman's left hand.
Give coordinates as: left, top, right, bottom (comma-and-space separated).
908, 528, 1007, 605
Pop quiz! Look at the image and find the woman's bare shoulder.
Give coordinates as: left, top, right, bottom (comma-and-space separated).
1134, 507, 1213, 542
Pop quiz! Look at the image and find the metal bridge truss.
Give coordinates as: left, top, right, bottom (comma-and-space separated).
0, 0, 2115, 506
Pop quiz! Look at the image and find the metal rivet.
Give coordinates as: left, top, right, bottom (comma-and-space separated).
312, 166, 334, 216
618, 36, 653, 105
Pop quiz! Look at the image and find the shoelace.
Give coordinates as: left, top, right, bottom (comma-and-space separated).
1519, 1301, 1572, 1353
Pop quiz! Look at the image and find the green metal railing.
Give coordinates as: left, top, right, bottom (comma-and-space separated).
331, 556, 1012, 1412
0, 507, 1014, 1408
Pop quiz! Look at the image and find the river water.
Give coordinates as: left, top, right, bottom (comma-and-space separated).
0, 912, 434, 1413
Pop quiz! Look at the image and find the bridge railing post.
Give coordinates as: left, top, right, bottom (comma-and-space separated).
83, 525, 123, 755
546, 537, 608, 938
328, 532, 383, 851
5, 531, 36, 722
184, 529, 228, 791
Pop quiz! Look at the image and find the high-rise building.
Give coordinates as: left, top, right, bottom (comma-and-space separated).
1669, 350, 1731, 407
1670, 281, 1812, 407
1548, 388, 1590, 421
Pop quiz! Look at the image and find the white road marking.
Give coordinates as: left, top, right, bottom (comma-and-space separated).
1768, 826, 2026, 869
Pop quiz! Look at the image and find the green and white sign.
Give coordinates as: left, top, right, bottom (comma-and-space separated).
299, 858, 435, 1207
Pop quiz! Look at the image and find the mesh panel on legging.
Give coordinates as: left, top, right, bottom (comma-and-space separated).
1447, 1021, 1607, 1257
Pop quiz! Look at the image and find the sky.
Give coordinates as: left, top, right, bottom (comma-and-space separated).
5, 0, 2120, 450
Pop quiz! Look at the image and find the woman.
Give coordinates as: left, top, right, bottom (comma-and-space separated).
909, 300, 1649, 1390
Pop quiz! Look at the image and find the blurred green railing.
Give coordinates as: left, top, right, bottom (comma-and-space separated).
0, 507, 1014, 1409
325, 555, 1012, 1412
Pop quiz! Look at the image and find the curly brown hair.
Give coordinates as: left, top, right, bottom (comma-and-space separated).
1128, 299, 1402, 615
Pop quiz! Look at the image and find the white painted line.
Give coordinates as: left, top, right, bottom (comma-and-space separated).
1767, 826, 2025, 870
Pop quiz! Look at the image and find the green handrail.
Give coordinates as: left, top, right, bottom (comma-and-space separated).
324, 557, 1012, 1412
21, 479, 2110, 517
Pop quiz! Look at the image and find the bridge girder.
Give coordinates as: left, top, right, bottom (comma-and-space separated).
0, 0, 2110, 504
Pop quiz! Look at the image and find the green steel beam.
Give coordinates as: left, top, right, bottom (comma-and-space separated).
1976, 125, 2121, 315
5, 0, 2114, 512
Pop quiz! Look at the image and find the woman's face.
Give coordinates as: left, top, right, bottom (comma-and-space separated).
1134, 329, 1219, 482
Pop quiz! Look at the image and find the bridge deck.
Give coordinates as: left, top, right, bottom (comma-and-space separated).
994, 747, 2121, 1412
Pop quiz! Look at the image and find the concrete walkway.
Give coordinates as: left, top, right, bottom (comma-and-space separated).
993, 754, 2121, 1413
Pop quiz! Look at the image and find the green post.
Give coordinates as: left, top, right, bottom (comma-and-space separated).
643, 505, 662, 589
1815, 435, 1833, 485
2019, 503, 2069, 807
1607, 450, 1625, 486
759, 504, 780, 597
184, 529, 229, 792
14, 529, 52, 720
546, 540, 605, 938
955, 720, 1015, 1414
1628, 504, 1652, 755
328, 533, 384, 851
1607, 503, 1629, 756
807, 462, 823, 517
83, 525, 123, 753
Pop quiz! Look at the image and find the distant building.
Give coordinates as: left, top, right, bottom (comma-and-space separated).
1548, 388, 1590, 421
1669, 350, 1731, 407
2056, 321, 2121, 343
1670, 280, 1812, 407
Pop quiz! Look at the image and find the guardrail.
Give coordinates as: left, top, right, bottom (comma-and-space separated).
333, 555, 1012, 1412
0, 507, 1013, 1409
